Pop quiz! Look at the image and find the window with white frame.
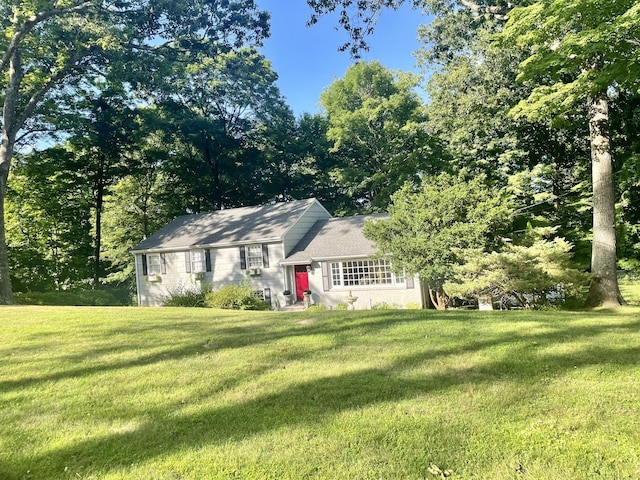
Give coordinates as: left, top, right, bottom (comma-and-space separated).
191, 250, 205, 272
246, 245, 263, 268
330, 259, 405, 287
147, 254, 161, 275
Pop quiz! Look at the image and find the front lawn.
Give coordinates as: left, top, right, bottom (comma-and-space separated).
1, 306, 639, 479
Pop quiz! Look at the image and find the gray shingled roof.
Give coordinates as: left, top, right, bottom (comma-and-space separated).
132, 198, 323, 252
281, 214, 388, 264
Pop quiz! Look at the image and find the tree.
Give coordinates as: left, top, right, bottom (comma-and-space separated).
417, 6, 595, 267
68, 93, 140, 288
156, 48, 289, 212
320, 61, 445, 213
0, 0, 269, 303
306, 0, 518, 56
284, 113, 349, 214
310, 0, 640, 307
363, 173, 511, 309
101, 168, 169, 288
613, 92, 640, 272
445, 234, 590, 309
498, 0, 640, 307
5, 148, 93, 291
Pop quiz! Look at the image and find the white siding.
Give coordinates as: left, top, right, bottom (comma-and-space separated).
134, 254, 144, 306
136, 243, 287, 307
304, 260, 424, 309
282, 201, 332, 257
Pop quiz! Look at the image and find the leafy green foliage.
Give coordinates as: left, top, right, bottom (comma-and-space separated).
446, 236, 590, 309
68, 92, 143, 287
619, 276, 640, 306
496, 0, 639, 307
305, 1, 517, 57
320, 61, 445, 212
162, 285, 211, 308
307, 0, 408, 56
499, 0, 640, 123
417, 3, 594, 264
371, 301, 401, 310
306, 304, 329, 312
101, 128, 176, 290
420, 15, 523, 177
0, 0, 270, 303
157, 48, 290, 212
613, 94, 640, 269
205, 282, 270, 310
6, 150, 94, 291
364, 173, 511, 307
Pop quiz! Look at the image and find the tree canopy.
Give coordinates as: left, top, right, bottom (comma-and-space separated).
2, 0, 639, 307
363, 173, 511, 309
0, 0, 269, 303
320, 61, 445, 212
498, 0, 640, 306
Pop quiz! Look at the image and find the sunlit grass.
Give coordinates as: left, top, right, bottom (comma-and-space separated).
620, 276, 640, 305
1, 306, 639, 479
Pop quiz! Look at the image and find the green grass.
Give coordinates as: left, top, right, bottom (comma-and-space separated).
1, 306, 640, 479
620, 277, 640, 305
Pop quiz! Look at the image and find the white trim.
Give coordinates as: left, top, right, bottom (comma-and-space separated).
280, 254, 371, 266
190, 250, 206, 273
246, 244, 264, 269
193, 238, 281, 249
280, 199, 332, 240
135, 254, 143, 306
147, 253, 162, 276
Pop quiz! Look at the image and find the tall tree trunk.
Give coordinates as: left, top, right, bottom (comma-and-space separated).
0, 146, 15, 304
585, 95, 624, 307
0, 49, 21, 305
204, 138, 222, 210
93, 156, 105, 289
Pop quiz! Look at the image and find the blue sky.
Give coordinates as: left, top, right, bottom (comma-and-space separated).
258, 1, 429, 116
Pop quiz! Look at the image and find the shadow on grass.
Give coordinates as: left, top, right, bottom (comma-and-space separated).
0, 311, 427, 393
2, 310, 640, 478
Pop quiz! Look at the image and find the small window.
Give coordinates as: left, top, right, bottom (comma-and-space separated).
246, 245, 263, 268
147, 254, 161, 275
191, 250, 205, 273
331, 263, 343, 286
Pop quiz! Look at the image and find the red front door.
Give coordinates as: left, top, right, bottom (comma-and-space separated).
294, 265, 309, 301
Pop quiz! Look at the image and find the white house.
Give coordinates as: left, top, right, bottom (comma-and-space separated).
131, 198, 425, 309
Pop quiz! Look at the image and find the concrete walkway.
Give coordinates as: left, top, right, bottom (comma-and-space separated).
278, 302, 307, 312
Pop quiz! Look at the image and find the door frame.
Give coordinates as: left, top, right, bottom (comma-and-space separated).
294, 265, 309, 301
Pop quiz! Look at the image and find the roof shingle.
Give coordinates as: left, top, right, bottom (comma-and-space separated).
132, 198, 322, 252
282, 214, 388, 264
